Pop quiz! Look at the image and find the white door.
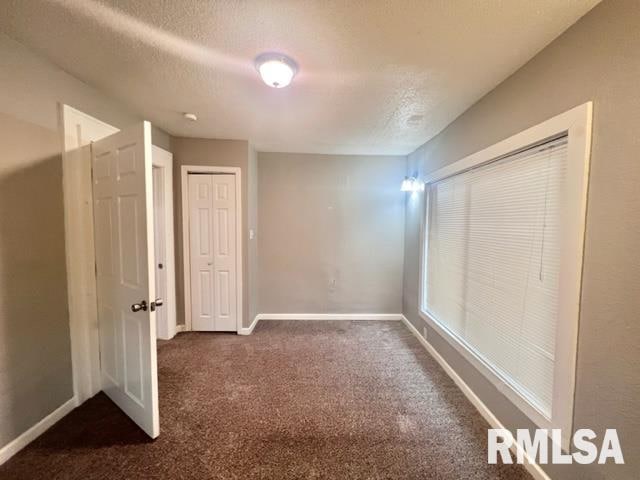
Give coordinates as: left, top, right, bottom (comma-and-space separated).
92, 121, 159, 438
188, 173, 237, 331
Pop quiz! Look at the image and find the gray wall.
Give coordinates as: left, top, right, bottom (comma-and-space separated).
0, 34, 163, 448
402, 1, 640, 478
258, 152, 405, 314
170, 137, 257, 328
0, 111, 72, 449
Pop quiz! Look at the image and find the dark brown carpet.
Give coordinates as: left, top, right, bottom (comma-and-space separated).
0, 321, 531, 479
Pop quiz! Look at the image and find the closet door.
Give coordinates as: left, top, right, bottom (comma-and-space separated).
188, 174, 215, 331
188, 174, 237, 331
211, 174, 237, 331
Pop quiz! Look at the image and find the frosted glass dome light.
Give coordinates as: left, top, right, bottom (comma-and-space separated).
255, 53, 298, 88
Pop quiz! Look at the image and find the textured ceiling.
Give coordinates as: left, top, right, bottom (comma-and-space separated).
0, 0, 600, 155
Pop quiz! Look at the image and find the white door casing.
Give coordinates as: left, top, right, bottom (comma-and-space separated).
92, 121, 159, 438
153, 167, 168, 338
60, 104, 118, 404
151, 146, 176, 340
188, 174, 237, 331
181, 166, 243, 333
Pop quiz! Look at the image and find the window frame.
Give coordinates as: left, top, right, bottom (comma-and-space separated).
418, 102, 593, 450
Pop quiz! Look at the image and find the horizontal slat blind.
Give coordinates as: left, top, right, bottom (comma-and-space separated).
425, 136, 568, 418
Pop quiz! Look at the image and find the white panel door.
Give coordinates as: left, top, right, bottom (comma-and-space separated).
188, 174, 237, 331
211, 174, 237, 330
188, 174, 215, 331
92, 121, 159, 438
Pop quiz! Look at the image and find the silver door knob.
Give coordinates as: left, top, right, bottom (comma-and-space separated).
131, 300, 148, 312
149, 298, 163, 312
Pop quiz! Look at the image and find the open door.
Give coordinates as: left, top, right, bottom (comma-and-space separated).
91, 121, 159, 438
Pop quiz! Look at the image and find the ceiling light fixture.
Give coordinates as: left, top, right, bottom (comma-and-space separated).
255, 52, 298, 88
183, 112, 197, 121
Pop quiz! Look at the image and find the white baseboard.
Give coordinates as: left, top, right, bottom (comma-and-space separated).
175, 324, 186, 334
400, 316, 551, 480
157, 331, 177, 341
238, 315, 260, 335
256, 313, 403, 321
236, 313, 403, 335
0, 396, 77, 466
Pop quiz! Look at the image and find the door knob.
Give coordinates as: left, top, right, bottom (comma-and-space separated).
150, 298, 163, 312
131, 300, 148, 312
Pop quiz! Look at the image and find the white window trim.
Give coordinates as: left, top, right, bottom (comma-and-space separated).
418, 102, 593, 450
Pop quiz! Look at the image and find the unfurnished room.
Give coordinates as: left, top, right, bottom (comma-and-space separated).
0, 1, 638, 479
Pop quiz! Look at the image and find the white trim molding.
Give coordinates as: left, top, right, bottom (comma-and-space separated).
181, 165, 243, 333
418, 102, 592, 450
59, 104, 119, 405
256, 313, 403, 321
237, 313, 403, 335
0, 397, 77, 466
238, 315, 260, 335
151, 146, 177, 340
401, 316, 551, 480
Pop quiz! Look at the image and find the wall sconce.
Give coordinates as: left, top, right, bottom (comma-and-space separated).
401, 176, 424, 192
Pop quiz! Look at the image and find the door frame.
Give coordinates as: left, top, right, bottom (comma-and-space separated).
181, 165, 243, 332
152, 147, 177, 340
59, 104, 119, 405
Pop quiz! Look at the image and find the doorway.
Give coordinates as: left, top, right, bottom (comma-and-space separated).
181, 166, 243, 332
62, 105, 180, 439
151, 147, 177, 340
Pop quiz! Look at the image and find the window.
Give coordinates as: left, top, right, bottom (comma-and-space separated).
420, 103, 592, 448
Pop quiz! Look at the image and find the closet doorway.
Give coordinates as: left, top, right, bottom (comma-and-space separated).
181, 166, 242, 332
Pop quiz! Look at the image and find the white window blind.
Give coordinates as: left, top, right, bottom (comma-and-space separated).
424, 136, 568, 419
